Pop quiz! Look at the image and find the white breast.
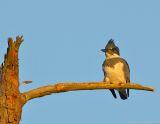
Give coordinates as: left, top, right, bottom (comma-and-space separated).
105, 62, 126, 84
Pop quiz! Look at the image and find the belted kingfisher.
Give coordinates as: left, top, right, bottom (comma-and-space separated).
101, 39, 130, 100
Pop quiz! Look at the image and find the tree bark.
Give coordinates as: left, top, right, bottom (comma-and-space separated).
0, 36, 155, 124
0, 36, 23, 124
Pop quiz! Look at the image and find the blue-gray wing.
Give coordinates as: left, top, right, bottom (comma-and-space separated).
102, 60, 106, 81
121, 58, 130, 97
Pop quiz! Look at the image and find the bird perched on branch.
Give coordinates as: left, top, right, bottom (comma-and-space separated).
101, 39, 130, 100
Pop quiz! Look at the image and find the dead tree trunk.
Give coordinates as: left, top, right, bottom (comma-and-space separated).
0, 36, 23, 124
0, 36, 154, 124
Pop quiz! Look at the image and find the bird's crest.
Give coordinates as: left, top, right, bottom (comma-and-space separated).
108, 39, 115, 45
106, 39, 116, 49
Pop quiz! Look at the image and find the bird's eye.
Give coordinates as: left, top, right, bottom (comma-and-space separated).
112, 47, 117, 50
110, 48, 114, 50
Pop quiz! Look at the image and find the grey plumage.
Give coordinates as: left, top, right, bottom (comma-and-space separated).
102, 39, 130, 100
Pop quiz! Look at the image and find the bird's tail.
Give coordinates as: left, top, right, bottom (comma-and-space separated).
110, 89, 117, 99
118, 90, 128, 100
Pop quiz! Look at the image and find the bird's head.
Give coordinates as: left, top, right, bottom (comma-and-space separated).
101, 39, 120, 57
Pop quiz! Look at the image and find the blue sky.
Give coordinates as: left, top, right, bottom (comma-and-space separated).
0, 0, 160, 124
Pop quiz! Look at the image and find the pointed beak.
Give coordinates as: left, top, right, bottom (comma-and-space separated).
101, 49, 106, 52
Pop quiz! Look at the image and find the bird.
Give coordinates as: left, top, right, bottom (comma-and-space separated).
101, 39, 130, 100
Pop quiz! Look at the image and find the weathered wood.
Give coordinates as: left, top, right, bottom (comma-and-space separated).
0, 36, 23, 124
21, 82, 154, 104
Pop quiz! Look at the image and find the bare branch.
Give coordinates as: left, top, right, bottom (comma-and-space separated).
21, 82, 154, 104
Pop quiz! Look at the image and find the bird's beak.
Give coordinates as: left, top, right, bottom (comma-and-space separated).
101, 49, 106, 52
